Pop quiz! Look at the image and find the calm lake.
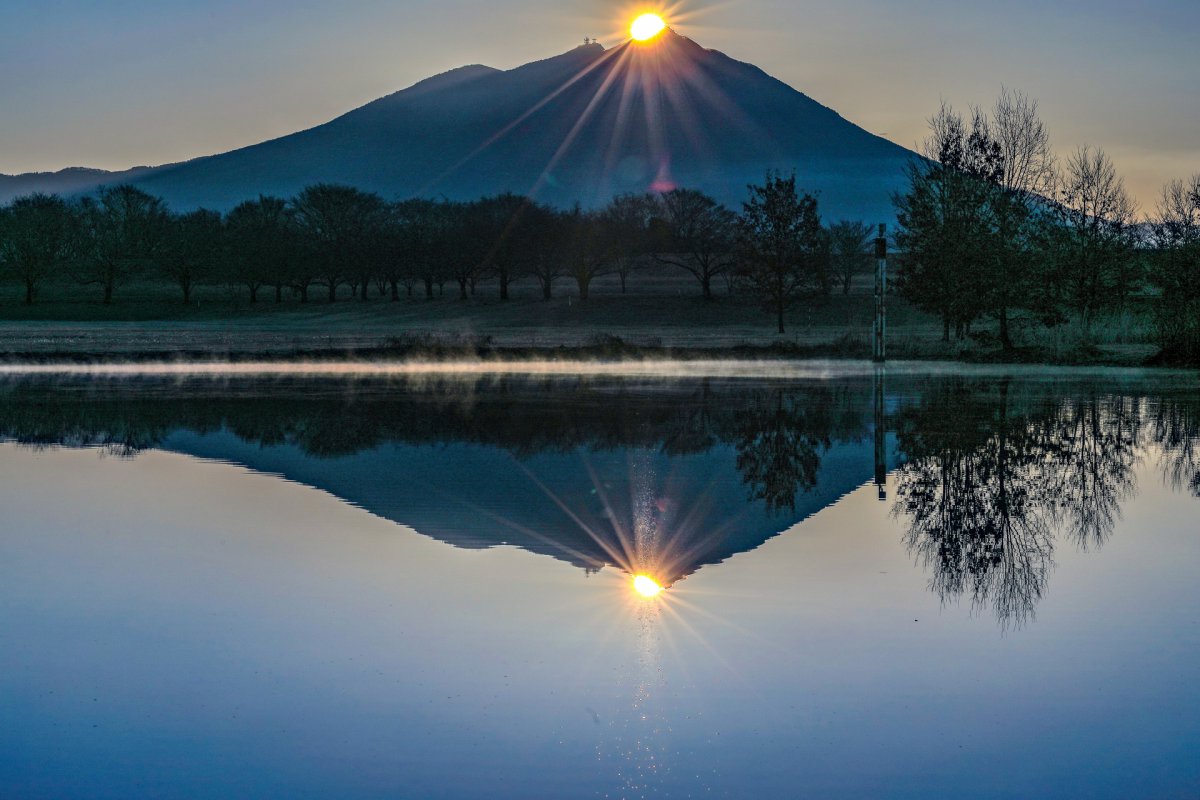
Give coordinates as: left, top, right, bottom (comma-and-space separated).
2, 362, 1198, 799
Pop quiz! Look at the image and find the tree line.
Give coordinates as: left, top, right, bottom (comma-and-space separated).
2, 86, 1197, 356
0, 175, 856, 333
894, 88, 1200, 360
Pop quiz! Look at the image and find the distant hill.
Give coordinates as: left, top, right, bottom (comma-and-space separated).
1, 31, 915, 221
0, 166, 154, 203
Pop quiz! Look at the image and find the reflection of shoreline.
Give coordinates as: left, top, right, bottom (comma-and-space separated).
0, 372, 1195, 623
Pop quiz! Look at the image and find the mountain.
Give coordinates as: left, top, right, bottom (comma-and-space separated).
1, 30, 915, 220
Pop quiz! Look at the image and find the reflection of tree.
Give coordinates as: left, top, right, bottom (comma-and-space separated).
892, 380, 1200, 626
728, 386, 867, 515
1149, 393, 1200, 497
734, 391, 825, 514
893, 381, 1056, 627
0, 377, 870, 509
3, 373, 1198, 610
1041, 395, 1140, 549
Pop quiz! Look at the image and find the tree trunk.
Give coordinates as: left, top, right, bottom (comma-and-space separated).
249, 285, 258, 304
299, 284, 309, 303
360, 281, 369, 301
499, 273, 509, 300
458, 278, 468, 300
275, 284, 283, 303
424, 278, 434, 299
620, 272, 627, 294
103, 280, 114, 305
577, 276, 590, 301
702, 274, 712, 300
776, 296, 785, 334
943, 317, 950, 342
25, 280, 35, 305
328, 282, 337, 302
542, 279, 552, 300
181, 283, 191, 305
390, 280, 400, 301
999, 306, 1012, 350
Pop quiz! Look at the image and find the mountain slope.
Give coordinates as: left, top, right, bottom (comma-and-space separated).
4, 31, 915, 220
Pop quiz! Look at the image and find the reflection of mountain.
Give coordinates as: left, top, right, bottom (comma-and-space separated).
1, 371, 1196, 602
0, 375, 889, 585
162, 431, 884, 584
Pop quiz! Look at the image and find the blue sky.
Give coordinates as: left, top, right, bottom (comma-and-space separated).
1, 0, 1196, 207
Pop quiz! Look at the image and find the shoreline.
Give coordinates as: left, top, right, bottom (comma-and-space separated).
0, 338, 1191, 375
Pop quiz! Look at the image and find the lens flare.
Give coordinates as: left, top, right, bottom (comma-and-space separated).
630, 13, 667, 41
633, 574, 664, 597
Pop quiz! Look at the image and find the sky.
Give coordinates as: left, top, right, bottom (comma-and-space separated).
1, 0, 1197, 209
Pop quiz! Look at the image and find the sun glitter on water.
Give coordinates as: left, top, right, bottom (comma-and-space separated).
630, 13, 667, 41
632, 574, 664, 598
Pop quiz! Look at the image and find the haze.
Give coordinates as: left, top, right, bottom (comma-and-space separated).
2, 0, 1197, 208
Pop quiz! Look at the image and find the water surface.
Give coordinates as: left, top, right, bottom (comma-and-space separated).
2, 364, 1197, 798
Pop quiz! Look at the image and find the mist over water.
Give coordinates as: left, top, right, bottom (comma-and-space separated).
1, 365, 1197, 798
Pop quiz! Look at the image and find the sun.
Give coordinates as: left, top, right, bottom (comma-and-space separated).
630, 13, 667, 41
632, 574, 664, 598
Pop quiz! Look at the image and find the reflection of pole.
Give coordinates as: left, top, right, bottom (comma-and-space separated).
873, 224, 887, 363
874, 365, 887, 501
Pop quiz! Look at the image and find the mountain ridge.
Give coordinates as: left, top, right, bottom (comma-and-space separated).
2, 31, 914, 220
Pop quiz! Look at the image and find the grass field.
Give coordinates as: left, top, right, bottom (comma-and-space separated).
0, 265, 1163, 364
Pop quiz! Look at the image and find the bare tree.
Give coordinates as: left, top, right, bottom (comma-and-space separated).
562, 206, 610, 301
1151, 174, 1200, 361
601, 193, 656, 293
828, 220, 873, 295
651, 188, 736, 299
1053, 146, 1139, 328
992, 87, 1055, 197
76, 185, 169, 305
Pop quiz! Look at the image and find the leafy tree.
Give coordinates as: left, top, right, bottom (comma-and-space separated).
651, 188, 735, 299
0, 193, 78, 305
161, 208, 223, 304
76, 185, 169, 304
226, 196, 294, 303
736, 171, 829, 333
894, 105, 1002, 341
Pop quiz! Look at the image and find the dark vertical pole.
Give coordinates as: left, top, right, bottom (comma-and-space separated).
873, 223, 887, 363
874, 365, 887, 501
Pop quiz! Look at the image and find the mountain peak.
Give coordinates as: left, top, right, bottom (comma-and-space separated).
5, 33, 915, 221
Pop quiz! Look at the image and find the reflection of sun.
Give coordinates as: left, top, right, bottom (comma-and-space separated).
633, 574, 664, 598
630, 13, 667, 41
